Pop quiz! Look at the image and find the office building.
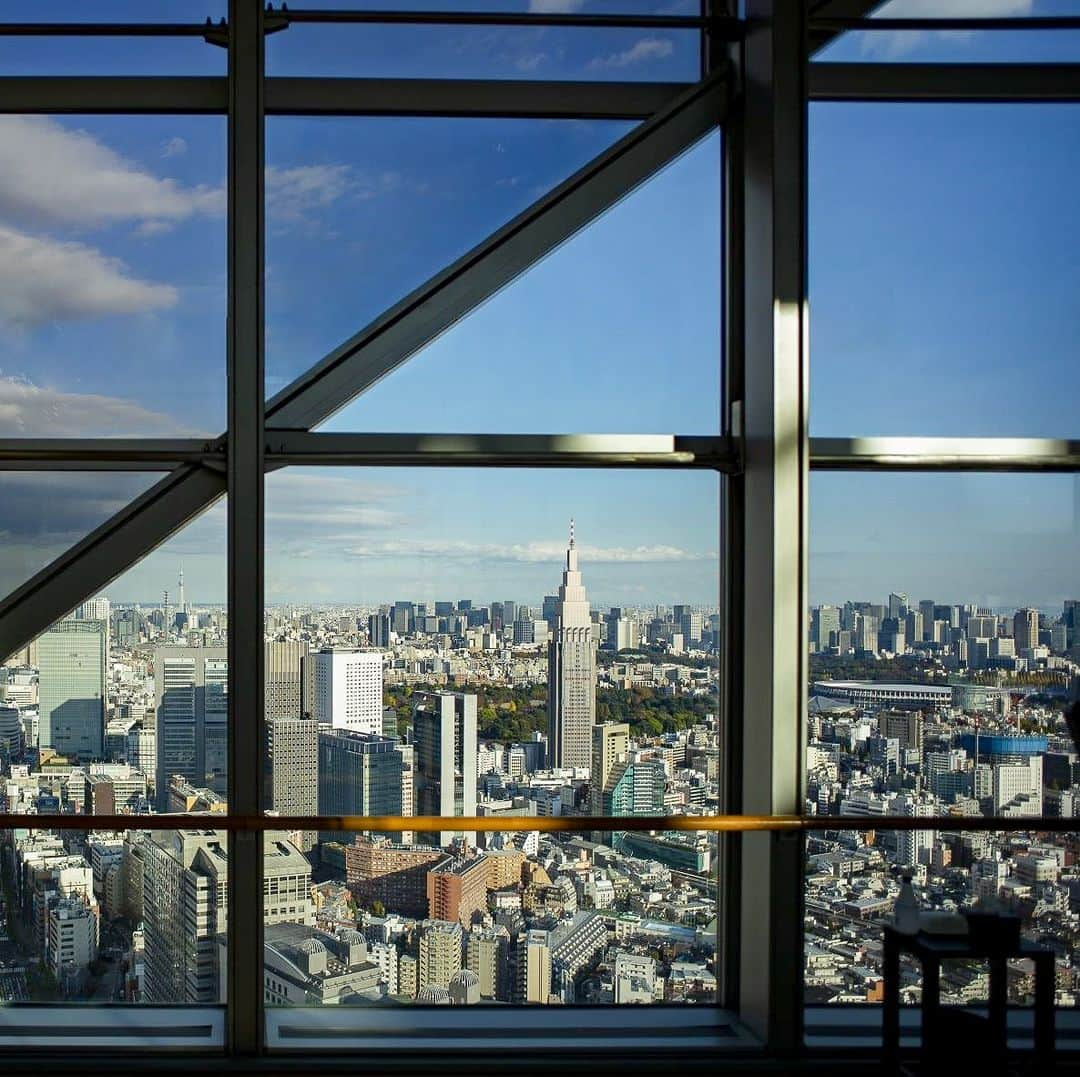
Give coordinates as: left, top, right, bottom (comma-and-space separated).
266, 716, 318, 819
413, 691, 478, 847
312, 649, 383, 734
153, 646, 228, 805
265, 640, 308, 720
38, 619, 107, 761
317, 730, 403, 816
547, 522, 596, 770
345, 837, 444, 918
591, 721, 629, 815
1014, 607, 1040, 654
427, 856, 489, 927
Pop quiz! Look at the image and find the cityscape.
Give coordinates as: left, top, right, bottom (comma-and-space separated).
806, 593, 1080, 1008
0, 526, 720, 1007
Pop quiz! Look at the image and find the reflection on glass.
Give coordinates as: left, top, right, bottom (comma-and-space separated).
810, 103, 1080, 437
263, 830, 717, 1007
320, 131, 722, 435
1, 497, 226, 816
265, 117, 634, 397
807, 472, 1080, 1005
0, 828, 227, 1007
0, 115, 225, 436
0, 472, 161, 601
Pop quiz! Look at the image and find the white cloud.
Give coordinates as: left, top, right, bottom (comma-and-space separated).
0, 374, 202, 437
528, 0, 586, 12
587, 37, 675, 70
160, 136, 188, 159
266, 164, 353, 223
0, 116, 223, 230
863, 0, 1034, 58
340, 538, 713, 564
0, 225, 176, 328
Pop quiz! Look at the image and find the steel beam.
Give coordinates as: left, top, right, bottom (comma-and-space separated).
265, 77, 692, 119
226, 0, 265, 1057
265, 69, 728, 431
738, 0, 808, 1050
0, 439, 223, 468
0, 464, 225, 661
810, 61, 1080, 102
807, 0, 881, 56
810, 437, 1080, 471
264, 432, 736, 470
0, 76, 227, 114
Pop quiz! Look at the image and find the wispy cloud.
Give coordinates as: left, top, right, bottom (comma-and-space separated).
0, 374, 204, 437
0, 116, 223, 230
0, 226, 177, 328
862, 0, 1034, 58
266, 164, 353, 223
587, 37, 675, 71
528, 0, 586, 12
340, 538, 714, 564
160, 136, 188, 159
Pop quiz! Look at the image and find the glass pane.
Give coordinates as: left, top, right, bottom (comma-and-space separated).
0, 3, 226, 75
265, 117, 636, 398
0, 114, 225, 436
0, 472, 161, 603
810, 103, 1080, 438
805, 827, 1079, 1019
3, 495, 226, 814
807, 472, 1080, 1007
263, 466, 720, 823
263, 827, 718, 1022
268, 2, 699, 81
320, 131, 722, 435
0, 825, 227, 1027
814, 1, 1080, 64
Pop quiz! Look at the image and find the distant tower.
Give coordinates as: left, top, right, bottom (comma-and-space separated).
547, 519, 596, 770
162, 590, 170, 634
178, 565, 186, 615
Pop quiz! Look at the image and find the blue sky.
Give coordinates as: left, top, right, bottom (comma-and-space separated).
0, 1, 1076, 610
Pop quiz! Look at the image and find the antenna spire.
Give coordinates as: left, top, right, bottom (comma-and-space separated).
569, 517, 575, 548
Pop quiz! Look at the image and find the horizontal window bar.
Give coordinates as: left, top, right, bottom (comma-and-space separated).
264, 432, 736, 470
810, 436, 1080, 471
265, 78, 693, 120
0, 23, 216, 37
0, 76, 227, 114
278, 9, 724, 31
0, 434, 733, 471
809, 62, 1080, 103
0, 439, 224, 468
1, 813, 1074, 833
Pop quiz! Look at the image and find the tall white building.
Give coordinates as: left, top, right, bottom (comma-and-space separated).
313, 649, 383, 734
38, 619, 107, 761
547, 521, 596, 770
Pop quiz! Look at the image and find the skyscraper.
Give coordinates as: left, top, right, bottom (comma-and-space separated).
38, 619, 107, 760
318, 730, 404, 817
312, 649, 383, 734
153, 646, 228, 805
1014, 608, 1040, 653
266, 717, 318, 815
265, 640, 308, 720
547, 521, 596, 770
591, 722, 629, 815
413, 691, 478, 847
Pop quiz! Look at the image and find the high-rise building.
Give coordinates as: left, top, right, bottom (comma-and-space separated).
266, 716, 318, 820
38, 619, 107, 761
427, 856, 489, 927
312, 649, 383, 734
368, 612, 391, 648
413, 691, 478, 847
345, 836, 445, 918
547, 522, 596, 770
811, 605, 840, 649
76, 595, 111, 655
418, 919, 464, 992
265, 640, 308, 720
466, 925, 511, 1001
392, 601, 414, 636
142, 830, 312, 1003
1014, 608, 1040, 653
887, 592, 908, 621
153, 646, 228, 805
591, 722, 629, 815
318, 730, 403, 816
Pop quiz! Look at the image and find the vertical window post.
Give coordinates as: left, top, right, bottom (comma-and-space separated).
227, 0, 265, 1055
739, 0, 808, 1051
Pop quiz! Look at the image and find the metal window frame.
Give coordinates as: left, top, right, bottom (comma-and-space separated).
0, 0, 1077, 1063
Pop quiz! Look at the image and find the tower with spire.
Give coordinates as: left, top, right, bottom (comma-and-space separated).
547, 518, 596, 770
178, 564, 186, 615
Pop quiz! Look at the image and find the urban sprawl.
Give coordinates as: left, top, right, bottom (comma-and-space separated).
0, 531, 720, 1007
807, 594, 1080, 1007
